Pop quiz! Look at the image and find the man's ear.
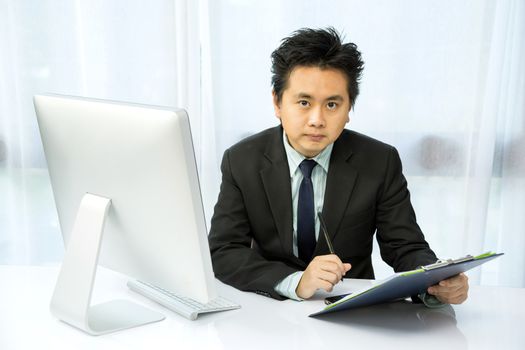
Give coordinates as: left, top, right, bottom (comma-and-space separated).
346, 104, 352, 123
272, 90, 281, 120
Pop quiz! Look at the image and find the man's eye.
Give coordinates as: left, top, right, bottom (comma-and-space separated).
327, 102, 338, 110
299, 100, 310, 107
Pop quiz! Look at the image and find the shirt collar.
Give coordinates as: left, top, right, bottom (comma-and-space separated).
282, 130, 333, 177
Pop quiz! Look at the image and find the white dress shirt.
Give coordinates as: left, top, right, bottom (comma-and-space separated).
274, 130, 333, 300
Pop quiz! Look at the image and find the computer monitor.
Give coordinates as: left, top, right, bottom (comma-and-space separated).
34, 94, 217, 335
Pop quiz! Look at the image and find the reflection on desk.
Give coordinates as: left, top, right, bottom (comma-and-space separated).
0, 265, 524, 350
317, 300, 461, 331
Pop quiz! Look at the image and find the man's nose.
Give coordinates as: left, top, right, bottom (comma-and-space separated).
308, 107, 325, 127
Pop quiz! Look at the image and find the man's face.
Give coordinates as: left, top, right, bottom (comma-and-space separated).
273, 66, 351, 158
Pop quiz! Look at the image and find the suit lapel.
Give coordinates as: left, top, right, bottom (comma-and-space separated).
314, 132, 358, 256
260, 127, 295, 258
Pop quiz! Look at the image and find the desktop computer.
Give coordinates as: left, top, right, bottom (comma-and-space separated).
34, 94, 239, 335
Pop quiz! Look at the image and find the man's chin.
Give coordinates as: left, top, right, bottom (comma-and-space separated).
300, 145, 327, 158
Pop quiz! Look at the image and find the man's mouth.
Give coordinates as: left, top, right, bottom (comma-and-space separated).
306, 134, 325, 142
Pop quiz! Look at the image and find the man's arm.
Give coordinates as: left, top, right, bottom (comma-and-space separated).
375, 146, 438, 271
208, 149, 297, 300
375, 147, 468, 304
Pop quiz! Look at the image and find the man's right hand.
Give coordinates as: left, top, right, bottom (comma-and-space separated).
296, 254, 351, 299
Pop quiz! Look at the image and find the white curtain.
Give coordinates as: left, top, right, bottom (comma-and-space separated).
1, 0, 523, 288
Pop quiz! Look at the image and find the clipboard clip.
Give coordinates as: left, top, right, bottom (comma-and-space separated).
421, 255, 474, 271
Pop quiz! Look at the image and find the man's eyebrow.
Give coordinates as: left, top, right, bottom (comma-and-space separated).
293, 93, 345, 101
325, 95, 344, 101
295, 93, 312, 99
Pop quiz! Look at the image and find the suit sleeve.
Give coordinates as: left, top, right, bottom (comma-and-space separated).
208, 149, 298, 300
375, 147, 438, 272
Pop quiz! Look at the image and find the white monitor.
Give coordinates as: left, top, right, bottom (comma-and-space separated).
34, 94, 216, 335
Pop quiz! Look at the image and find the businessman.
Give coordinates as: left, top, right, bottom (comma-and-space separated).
208, 27, 468, 304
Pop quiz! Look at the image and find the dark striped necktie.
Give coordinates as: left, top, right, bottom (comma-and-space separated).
297, 159, 318, 263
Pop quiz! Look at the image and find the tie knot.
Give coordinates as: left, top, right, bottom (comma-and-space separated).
299, 159, 317, 179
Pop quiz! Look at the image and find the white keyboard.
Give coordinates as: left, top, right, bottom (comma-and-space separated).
127, 280, 241, 321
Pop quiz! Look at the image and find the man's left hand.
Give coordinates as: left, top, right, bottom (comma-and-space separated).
427, 273, 469, 304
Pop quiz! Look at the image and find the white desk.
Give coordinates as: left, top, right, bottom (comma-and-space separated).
0, 265, 523, 350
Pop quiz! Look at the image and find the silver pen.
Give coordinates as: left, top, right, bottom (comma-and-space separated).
317, 212, 335, 254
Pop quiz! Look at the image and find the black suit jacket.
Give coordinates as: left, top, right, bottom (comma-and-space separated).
209, 126, 437, 299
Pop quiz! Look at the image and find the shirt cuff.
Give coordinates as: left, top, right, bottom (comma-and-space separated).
418, 292, 446, 308
274, 271, 305, 301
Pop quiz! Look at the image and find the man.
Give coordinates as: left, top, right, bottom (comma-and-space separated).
208, 27, 468, 304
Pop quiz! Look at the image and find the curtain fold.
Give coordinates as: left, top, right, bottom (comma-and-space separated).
487, 0, 525, 287
461, 0, 525, 286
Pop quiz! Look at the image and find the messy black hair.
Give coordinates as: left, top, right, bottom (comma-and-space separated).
271, 27, 364, 108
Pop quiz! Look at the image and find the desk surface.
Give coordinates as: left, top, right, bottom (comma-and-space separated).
1, 265, 524, 350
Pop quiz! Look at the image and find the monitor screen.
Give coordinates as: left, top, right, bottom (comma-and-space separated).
34, 94, 216, 304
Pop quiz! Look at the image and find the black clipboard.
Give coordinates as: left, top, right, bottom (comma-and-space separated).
310, 252, 503, 317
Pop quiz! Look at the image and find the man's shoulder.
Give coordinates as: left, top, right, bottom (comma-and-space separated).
223, 126, 396, 159
338, 129, 395, 154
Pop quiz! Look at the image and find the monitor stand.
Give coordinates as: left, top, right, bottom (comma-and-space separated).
49, 193, 165, 335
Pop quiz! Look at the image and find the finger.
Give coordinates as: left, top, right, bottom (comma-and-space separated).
435, 289, 468, 304
311, 256, 351, 280
432, 286, 462, 299
315, 254, 347, 272
315, 260, 345, 280
431, 273, 468, 292
429, 283, 469, 304
428, 285, 461, 298
308, 264, 341, 285
319, 280, 334, 293
428, 282, 463, 295
325, 256, 349, 275
304, 270, 337, 291
315, 269, 341, 286
439, 273, 468, 288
